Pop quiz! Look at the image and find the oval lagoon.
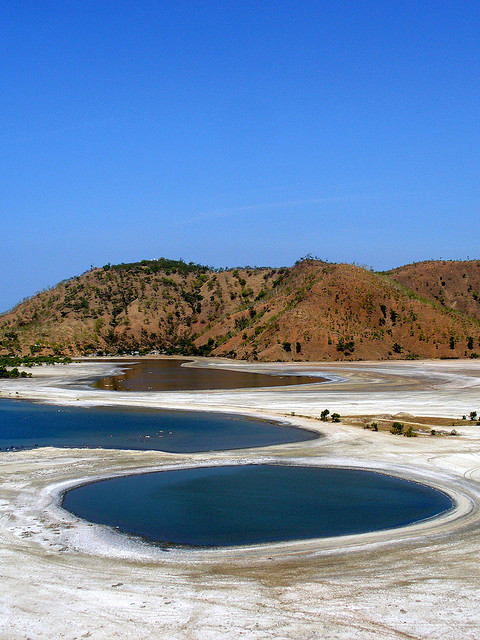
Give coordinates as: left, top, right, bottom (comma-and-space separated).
0, 400, 316, 452
62, 464, 453, 547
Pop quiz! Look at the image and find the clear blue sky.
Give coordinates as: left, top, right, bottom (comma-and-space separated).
1, 1, 479, 312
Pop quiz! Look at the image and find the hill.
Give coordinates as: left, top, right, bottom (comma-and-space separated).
386, 260, 480, 322
1, 257, 480, 361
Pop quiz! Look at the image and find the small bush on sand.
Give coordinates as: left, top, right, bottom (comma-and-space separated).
390, 421, 404, 435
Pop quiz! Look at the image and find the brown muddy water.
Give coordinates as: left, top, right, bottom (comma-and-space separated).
93, 359, 324, 391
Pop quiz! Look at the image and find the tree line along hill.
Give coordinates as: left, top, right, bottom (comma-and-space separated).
1, 257, 480, 362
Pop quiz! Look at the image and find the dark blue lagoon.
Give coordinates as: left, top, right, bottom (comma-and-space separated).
0, 400, 316, 452
62, 464, 453, 547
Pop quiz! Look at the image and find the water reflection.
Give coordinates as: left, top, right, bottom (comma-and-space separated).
94, 359, 322, 391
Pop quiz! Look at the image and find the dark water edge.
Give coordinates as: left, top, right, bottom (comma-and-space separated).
0, 399, 317, 452
92, 358, 324, 391
62, 464, 454, 547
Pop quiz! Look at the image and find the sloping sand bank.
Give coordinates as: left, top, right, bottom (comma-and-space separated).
1, 358, 480, 639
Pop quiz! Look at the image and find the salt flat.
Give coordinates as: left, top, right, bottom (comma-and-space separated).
1, 358, 480, 639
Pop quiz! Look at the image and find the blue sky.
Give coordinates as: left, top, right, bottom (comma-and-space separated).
1, 1, 479, 312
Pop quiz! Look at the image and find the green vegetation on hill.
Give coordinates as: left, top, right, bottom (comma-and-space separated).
105, 257, 211, 276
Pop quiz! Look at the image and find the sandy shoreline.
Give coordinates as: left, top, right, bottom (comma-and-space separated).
2, 358, 480, 638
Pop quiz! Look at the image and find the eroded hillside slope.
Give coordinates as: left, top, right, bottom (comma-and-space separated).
387, 260, 480, 321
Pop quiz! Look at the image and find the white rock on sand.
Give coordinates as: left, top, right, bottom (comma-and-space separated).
1, 358, 480, 639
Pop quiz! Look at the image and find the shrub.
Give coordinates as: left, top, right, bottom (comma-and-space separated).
336, 337, 355, 355
320, 409, 330, 421
390, 421, 404, 435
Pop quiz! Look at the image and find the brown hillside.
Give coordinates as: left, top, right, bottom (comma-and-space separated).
205, 260, 480, 361
0, 259, 283, 358
387, 260, 480, 322
1, 257, 480, 361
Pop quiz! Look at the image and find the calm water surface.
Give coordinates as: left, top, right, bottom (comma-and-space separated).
63, 464, 453, 547
0, 400, 316, 452
93, 359, 322, 391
